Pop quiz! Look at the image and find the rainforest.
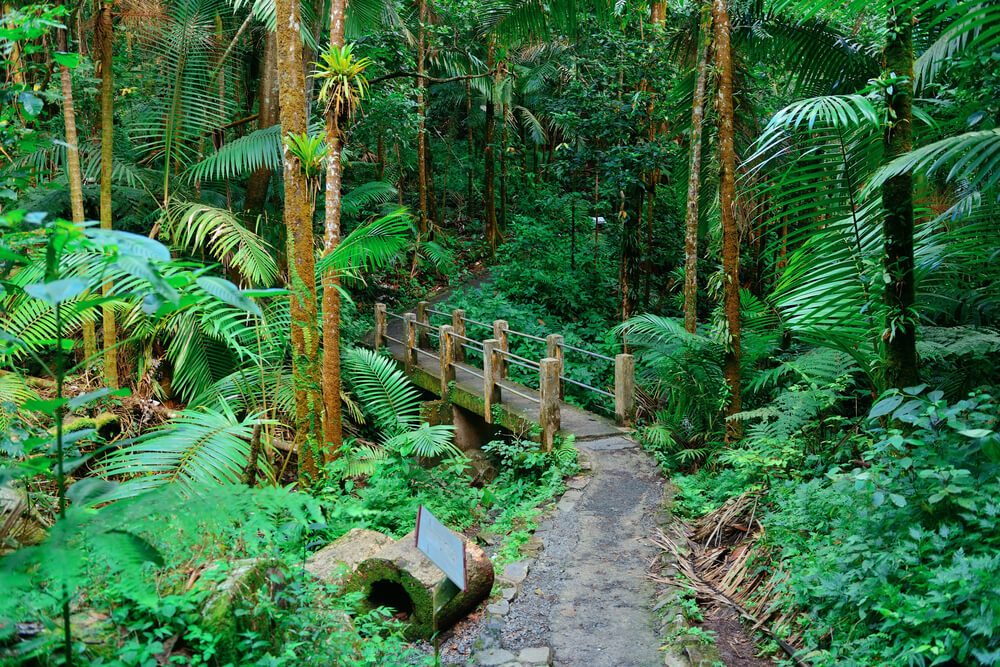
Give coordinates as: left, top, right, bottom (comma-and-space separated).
1, 0, 999, 664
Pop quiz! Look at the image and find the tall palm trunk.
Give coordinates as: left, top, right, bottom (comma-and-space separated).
714, 0, 740, 442
245, 31, 278, 213
483, 47, 498, 254
56, 20, 96, 363
319, 0, 346, 457
683, 6, 712, 334
276, 0, 322, 479
500, 103, 508, 230
415, 0, 429, 241
881, 5, 919, 389
96, 0, 118, 389
466, 80, 474, 213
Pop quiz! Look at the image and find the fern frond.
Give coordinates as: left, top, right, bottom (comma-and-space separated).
98, 406, 269, 497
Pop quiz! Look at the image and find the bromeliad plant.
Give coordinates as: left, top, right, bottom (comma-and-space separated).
314, 44, 372, 122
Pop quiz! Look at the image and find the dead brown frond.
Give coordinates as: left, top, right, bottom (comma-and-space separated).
651, 492, 810, 666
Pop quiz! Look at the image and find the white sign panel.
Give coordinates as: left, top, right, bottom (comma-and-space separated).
415, 505, 467, 591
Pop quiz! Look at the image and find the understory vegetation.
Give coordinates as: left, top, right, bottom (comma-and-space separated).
3, 0, 1000, 663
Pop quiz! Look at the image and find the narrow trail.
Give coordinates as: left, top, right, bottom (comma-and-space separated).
381, 278, 675, 666
486, 434, 667, 666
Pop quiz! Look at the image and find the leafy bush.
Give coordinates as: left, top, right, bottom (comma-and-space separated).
764, 390, 1000, 665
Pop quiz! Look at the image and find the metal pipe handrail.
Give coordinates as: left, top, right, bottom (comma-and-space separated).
496, 380, 541, 403
414, 347, 439, 360
459, 366, 485, 380
493, 348, 541, 368
463, 317, 493, 329
385, 335, 405, 345
387, 312, 407, 321
562, 375, 614, 398
426, 308, 451, 317
506, 357, 539, 373
459, 342, 483, 353
412, 320, 435, 330
558, 341, 615, 363
507, 329, 547, 343
451, 332, 483, 347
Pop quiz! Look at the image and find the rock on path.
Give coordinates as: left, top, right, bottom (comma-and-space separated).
482, 434, 667, 666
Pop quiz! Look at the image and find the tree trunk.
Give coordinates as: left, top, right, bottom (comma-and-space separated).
881, 5, 919, 389
96, 0, 117, 389
245, 30, 278, 214
466, 80, 474, 215
415, 0, 429, 241
683, 6, 712, 334
500, 104, 508, 231
483, 48, 498, 255
319, 0, 347, 458
56, 19, 96, 364
619, 185, 643, 323
714, 0, 741, 442
276, 0, 322, 480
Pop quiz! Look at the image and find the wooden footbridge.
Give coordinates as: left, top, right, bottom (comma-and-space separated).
373, 301, 636, 448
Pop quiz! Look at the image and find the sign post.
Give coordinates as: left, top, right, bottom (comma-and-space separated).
415, 505, 467, 592
415, 505, 466, 654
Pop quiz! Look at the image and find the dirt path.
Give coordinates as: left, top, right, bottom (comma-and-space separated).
473, 435, 668, 666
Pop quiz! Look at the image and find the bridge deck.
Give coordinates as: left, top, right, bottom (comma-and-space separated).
382, 319, 623, 442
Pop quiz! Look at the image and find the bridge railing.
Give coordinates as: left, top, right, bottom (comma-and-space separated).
374, 301, 635, 450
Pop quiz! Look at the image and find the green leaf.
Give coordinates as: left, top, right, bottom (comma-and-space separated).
84, 229, 172, 262
195, 276, 261, 315
100, 529, 165, 567
24, 278, 87, 305
19, 92, 42, 116
52, 52, 81, 68
67, 387, 130, 412
958, 429, 992, 439
889, 493, 906, 508
66, 478, 119, 506
23, 397, 67, 417
869, 395, 904, 420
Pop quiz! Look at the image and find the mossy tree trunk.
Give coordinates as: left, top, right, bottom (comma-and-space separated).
276, 0, 322, 479
96, 0, 118, 389
881, 5, 919, 390
56, 17, 97, 364
483, 46, 498, 255
683, 5, 712, 334
320, 0, 347, 457
714, 0, 741, 442
245, 31, 278, 214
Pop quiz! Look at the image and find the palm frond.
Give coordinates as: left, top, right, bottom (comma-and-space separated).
98, 406, 269, 497
185, 125, 282, 183
342, 347, 422, 436
163, 201, 279, 286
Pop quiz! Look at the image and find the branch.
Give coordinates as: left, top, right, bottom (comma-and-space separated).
369, 70, 496, 86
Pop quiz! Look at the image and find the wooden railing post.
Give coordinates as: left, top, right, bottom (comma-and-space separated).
404, 312, 417, 372
439, 324, 455, 397
416, 300, 431, 348
483, 338, 501, 422
452, 309, 466, 362
546, 334, 564, 400
493, 319, 509, 378
374, 303, 387, 348
614, 353, 636, 424
539, 357, 561, 452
